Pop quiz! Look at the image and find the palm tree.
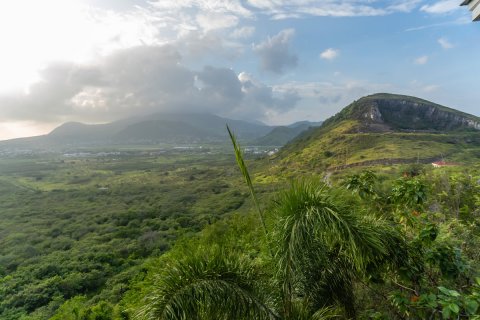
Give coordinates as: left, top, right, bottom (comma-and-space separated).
136, 129, 407, 320
272, 181, 406, 319
136, 249, 277, 320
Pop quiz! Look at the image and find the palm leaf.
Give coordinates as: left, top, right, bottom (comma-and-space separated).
272, 180, 406, 318
136, 249, 277, 320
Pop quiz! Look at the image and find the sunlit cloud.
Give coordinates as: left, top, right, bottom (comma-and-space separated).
0, 46, 301, 126
420, 0, 461, 14
320, 48, 340, 60
0, 0, 161, 93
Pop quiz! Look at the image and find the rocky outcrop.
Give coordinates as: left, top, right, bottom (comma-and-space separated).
363, 105, 383, 122
363, 97, 480, 131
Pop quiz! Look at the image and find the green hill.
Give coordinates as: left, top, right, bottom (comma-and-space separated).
251, 121, 322, 146
274, 93, 480, 174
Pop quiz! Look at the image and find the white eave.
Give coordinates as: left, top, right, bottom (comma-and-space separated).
461, 0, 480, 21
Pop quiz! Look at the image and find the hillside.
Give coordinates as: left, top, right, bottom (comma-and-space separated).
321, 93, 480, 132
251, 121, 322, 146
274, 93, 480, 174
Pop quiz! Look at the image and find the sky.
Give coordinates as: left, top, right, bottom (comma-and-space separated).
0, 0, 479, 140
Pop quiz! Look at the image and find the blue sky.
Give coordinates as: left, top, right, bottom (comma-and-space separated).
0, 0, 478, 139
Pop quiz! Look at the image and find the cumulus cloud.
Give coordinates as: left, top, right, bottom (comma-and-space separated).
0, 45, 300, 124
196, 12, 240, 32
438, 37, 454, 49
253, 29, 298, 74
420, 0, 461, 14
320, 48, 340, 60
236, 72, 300, 117
414, 55, 429, 65
230, 26, 256, 39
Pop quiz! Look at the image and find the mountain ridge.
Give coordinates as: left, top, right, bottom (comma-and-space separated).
273, 93, 480, 174
0, 113, 317, 149
322, 93, 480, 132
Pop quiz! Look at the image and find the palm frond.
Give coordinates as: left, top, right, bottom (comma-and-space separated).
136, 249, 277, 320
272, 180, 406, 318
310, 306, 343, 320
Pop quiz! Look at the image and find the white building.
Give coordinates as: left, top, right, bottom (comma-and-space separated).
461, 0, 480, 21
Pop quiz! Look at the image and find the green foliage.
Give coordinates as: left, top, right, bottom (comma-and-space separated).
0, 150, 251, 318
272, 180, 406, 319
344, 170, 378, 199
391, 279, 480, 319
136, 248, 275, 320
138, 173, 408, 319
1, 124, 480, 320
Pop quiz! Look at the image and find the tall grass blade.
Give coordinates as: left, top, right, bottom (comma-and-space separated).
226, 125, 269, 238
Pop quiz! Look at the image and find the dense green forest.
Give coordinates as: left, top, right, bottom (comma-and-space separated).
130, 161, 480, 320
1, 143, 479, 319
0, 148, 265, 319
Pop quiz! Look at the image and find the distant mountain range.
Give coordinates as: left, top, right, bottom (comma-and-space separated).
276, 93, 480, 172
0, 113, 322, 149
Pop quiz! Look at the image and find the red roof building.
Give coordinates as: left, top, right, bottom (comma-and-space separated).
431, 161, 459, 168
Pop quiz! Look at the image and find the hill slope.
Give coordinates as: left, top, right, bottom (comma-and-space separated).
252, 121, 323, 146
273, 93, 480, 173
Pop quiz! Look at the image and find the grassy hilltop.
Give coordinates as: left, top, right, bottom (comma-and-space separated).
272, 93, 480, 177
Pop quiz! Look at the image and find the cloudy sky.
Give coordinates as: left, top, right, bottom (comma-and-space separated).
0, 0, 479, 140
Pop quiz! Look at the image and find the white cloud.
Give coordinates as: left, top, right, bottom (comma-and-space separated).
320, 48, 340, 60
253, 29, 298, 74
150, 0, 252, 19
196, 12, 239, 32
414, 55, 429, 65
420, 0, 461, 14
246, 0, 422, 19
0, 45, 301, 125
230, 26, 256, 39
387, 0, 422, 12
0, 0, 162, 93
438, 37, 454, 49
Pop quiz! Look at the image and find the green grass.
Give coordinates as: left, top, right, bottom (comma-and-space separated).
268, 119, 480, 178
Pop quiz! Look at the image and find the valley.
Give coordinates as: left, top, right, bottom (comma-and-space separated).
0, 147, 277, 319
0, 93, 479, 319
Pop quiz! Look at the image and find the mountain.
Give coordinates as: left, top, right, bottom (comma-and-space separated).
252, 121, 323, 146
321, 93, 480, 132
0, 113, 283, 149
276, 93, 480, 172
